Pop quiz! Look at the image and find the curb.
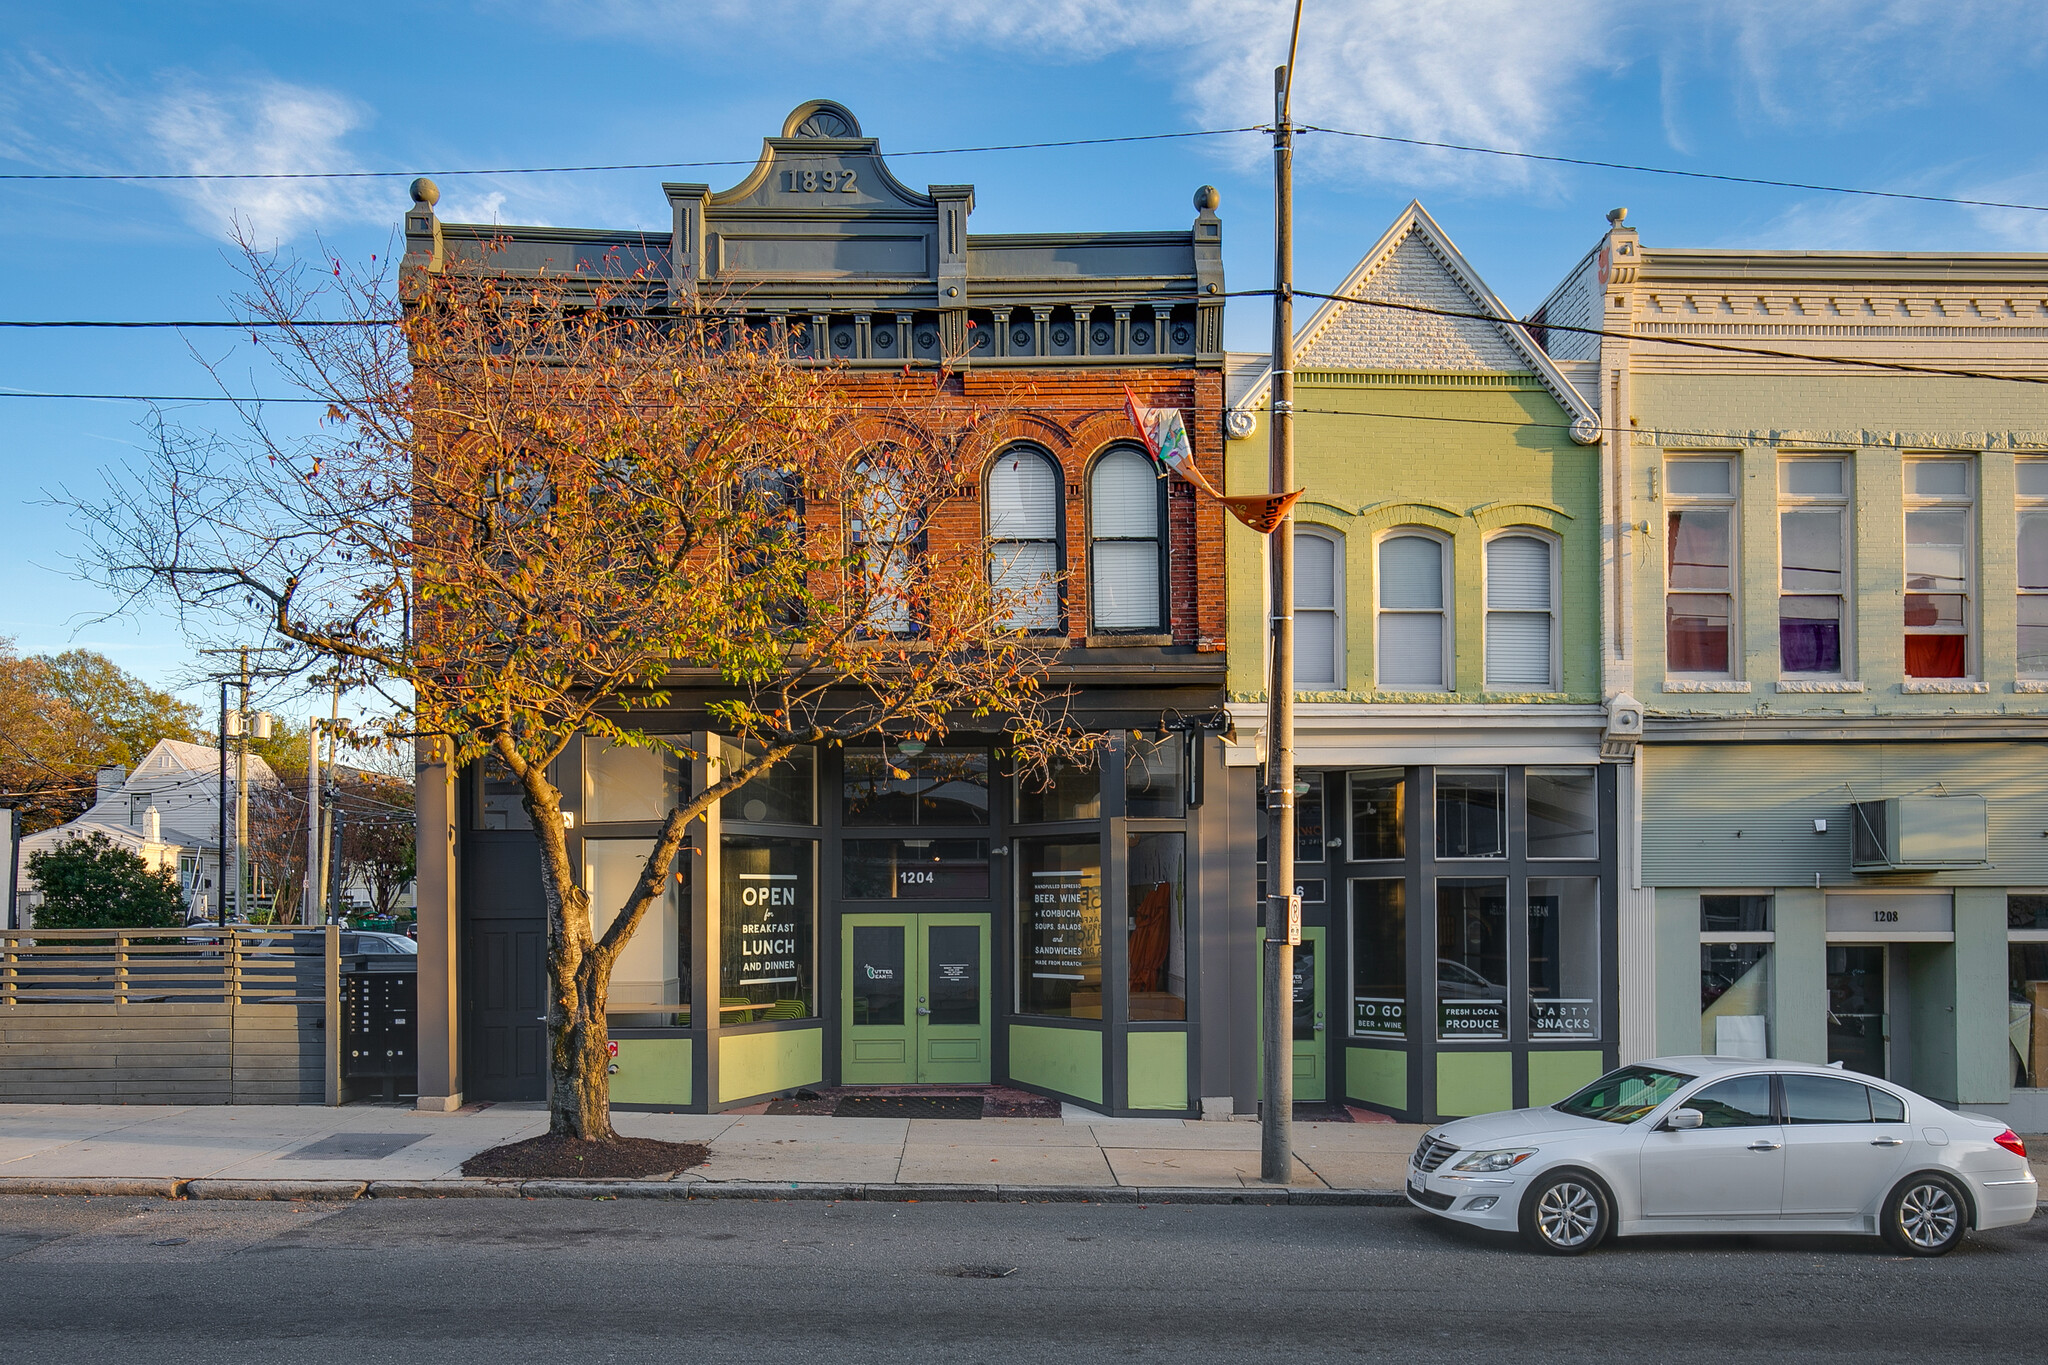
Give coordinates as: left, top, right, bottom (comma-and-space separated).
0, 1175, 1411, 1206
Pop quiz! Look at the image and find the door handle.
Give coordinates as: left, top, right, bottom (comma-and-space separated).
916, 1007, 931, 1016
1871, 1136, 1904, 1147
1747, 1141, 1781, 1152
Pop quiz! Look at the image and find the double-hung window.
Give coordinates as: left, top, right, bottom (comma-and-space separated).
1484, 532, 1556, 689
1377, 532, 1448, 690
1904, 458, 1974, 679
2019, 460, 2048, 679
1295, 528, 1343, 689
986, 446, 1062, 632
1665, 458, 1736, 676
1088, 447, 1165, 633
854, 457, 919, 635
1779, 458, 1849, 676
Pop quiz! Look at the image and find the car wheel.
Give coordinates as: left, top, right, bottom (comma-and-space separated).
1880, 1173, 1968, 1257
1520, 1170, 1611, 1256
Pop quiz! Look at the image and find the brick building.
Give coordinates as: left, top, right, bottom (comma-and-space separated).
1528, 213, 2048, 1128
407, 102, 1255, 1116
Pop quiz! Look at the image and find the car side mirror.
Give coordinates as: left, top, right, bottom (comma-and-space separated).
1665, 1108, 1704, 1131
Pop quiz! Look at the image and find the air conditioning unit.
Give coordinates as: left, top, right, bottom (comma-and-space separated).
1850, 795, 1987, 872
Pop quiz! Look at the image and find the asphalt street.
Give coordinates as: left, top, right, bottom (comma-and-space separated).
0, 1195, 2039, 1363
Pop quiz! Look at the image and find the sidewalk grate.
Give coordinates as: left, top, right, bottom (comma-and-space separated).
283, 1132, 430, 1161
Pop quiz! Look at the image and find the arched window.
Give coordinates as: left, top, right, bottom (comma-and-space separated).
1089, 447, 1165, 632
1295, 527, 1344, 689
854, 456, 917, 634
1485, 533, 1557, 689
1377, 532, 1448, 690
986, 446, 1062, 632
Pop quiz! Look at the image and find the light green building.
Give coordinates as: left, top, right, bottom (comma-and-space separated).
1527, 212, 2048, 1126
1222, 203, 1626, 1122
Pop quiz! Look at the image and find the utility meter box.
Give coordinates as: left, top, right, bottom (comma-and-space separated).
1851, 795, 1988, 872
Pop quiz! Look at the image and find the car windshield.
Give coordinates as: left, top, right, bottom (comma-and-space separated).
1553, 1065, 1695, 1124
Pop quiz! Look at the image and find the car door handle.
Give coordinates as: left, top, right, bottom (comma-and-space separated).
1871, 1136, 1904, 1147
1747, 1141, 1781, 1152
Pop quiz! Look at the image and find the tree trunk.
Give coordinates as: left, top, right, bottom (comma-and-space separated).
549, 948, 615, 1141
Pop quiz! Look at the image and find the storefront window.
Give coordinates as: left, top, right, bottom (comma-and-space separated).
1258, 773, 1325, 867
1016, 837, 1102, 1018
722, 742, 814, 825
1126, 832, 1186, 1021
1437, 770, 1505, 859
585, 838, 685, 1009
583, 738, 681, 824
1526, 769, 1597, 859
720, 835, 815, 1018
1701, 944, 1771, 1056
1348, 768, 1405, 861
1437, 878, 1507, 1039
1527, 878, 1599, 1037
475, 757, 532, 830
1124, 732, 1185, 817
843, 746, 989, 826
2011, 893, 2048, 1088
842, 838, 990, 899
1702, 894, 1773, 934
1016, 752, 1100, 823
1350, 879, 1406, 1038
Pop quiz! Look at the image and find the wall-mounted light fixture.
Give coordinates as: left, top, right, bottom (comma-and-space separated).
1813, 818, 1828, 834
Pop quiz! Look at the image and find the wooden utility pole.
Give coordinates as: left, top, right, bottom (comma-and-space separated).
1262, 1, 1306, 1186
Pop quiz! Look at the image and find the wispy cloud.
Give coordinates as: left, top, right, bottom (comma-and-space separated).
0, 55, 387, 243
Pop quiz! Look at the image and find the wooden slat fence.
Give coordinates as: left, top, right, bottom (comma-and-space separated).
0, 927, 338, 1105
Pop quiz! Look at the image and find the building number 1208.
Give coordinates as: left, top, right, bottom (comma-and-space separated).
784, 169, 859, 193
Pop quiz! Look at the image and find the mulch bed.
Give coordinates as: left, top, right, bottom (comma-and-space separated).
761, 1084, 1062, 1120
460, 1132, 709, 1180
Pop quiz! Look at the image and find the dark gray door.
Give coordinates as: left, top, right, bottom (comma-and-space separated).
463, 837, 548, 1101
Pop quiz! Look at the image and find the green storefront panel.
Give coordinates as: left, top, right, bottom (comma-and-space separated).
1126, 1032, 1189, 1111
610, 1037, 693, 1106
1436, 1051, 1511, 1117
1346, 1047, 1407, 1111
719, 1027, 823, 1104
1009, 1023, 1103, 1106
1526, 1050, 1604, 1106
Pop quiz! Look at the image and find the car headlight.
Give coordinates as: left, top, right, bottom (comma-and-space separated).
1451, 1148, 1537, 1173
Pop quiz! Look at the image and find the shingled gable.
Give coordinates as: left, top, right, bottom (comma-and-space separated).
1234, 200, 1599, 442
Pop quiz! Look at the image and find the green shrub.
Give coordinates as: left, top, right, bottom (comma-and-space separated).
27, 832, 186, 929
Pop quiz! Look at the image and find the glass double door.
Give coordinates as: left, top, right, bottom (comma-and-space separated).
1256, 926, 1327, 1102
841, 913, 991, 1085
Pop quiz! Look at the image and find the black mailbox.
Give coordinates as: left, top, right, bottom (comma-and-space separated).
341, 958, 418, 1099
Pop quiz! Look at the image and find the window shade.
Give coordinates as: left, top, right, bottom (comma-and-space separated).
1485, 614, 1551, 688
1296, 531, 1337, 610
991, 541, 1060, 630
1378, 613, 1443, 688
1297, 609, 1339, 688
1485, 536, 1550, 610
988, 450, 1060, 539
1093, 542, 1161, 630
1379, 536, 1442, 609
1091, 449, 1160, 539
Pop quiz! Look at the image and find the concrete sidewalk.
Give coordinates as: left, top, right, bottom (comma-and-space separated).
0, 1102, 1429, 1201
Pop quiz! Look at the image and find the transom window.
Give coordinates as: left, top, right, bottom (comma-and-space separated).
986, 446, 1062, 633
1088, 446, 1164, 633
1377, 532, 1448, 690
1665, 457, 1736, 677
1904, 457, 1974, 679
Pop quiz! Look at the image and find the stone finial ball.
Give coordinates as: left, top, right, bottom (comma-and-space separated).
1194, 185, 1221, 212
410, 177, 441, 208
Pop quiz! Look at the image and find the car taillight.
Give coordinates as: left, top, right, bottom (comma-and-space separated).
1993, 1128, 2027, 1159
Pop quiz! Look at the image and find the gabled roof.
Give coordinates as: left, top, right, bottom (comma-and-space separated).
1233, 201, 1599, 443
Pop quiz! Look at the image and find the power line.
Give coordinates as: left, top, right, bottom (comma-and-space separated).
0, 127, 1263, 182
1297, 124, 2048, 214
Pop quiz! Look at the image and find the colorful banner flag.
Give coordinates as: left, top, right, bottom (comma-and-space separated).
1123, 388, 1304, 536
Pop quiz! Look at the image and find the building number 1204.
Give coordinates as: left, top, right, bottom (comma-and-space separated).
784, 169, 859, 193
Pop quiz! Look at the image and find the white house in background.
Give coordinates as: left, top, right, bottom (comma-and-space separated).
14, 739, 277, 923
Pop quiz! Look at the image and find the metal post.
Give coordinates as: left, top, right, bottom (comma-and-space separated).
235, 648, 249, 923
1261, 9, 1305, 1185
329, 789, 345, 925
217, 679, 230, 929
305, 715, 322, 925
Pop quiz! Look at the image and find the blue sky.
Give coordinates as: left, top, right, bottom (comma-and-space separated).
3, 0, 2046, 706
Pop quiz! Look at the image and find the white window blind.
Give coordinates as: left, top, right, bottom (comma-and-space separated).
1091, 448, 1163, 631
1378, 535, 1445, 689
987, 449, 1061, 630
1485, 535, 1553, 688
1295, 530, 1341, 688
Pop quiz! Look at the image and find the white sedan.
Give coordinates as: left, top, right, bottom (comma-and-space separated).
1406, 1056, 2036, 1256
